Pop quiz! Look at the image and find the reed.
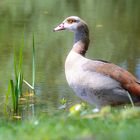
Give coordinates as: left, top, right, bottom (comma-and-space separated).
32, 34, 35, 89
10, 39, 24, 114
4, 34, 36, 115
23, 34, 35, 90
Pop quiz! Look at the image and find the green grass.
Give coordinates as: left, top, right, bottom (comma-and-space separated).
1, 106, 140, 140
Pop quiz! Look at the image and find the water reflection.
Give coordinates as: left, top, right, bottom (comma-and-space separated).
0, 0, 140, 116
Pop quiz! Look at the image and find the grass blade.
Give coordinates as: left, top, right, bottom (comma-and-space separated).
14, 49, 18, 81
32, 34, 35, 89
127, 92, 134, 108
18, 36, 24, 72
17, 72, 23, 97
23, 79, 34, 90
10, 80, 16, 113
4, 81, 11, 115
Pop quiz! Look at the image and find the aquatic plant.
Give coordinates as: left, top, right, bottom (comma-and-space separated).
9, 38, 24, 114
4, 34, 36, 116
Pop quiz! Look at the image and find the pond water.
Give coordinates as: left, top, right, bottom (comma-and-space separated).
0, 0, 140, 117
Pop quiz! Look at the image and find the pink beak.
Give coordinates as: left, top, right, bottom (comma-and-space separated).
53, 23, 65, 32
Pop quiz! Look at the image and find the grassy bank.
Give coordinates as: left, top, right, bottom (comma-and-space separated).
0, 106, 140, 140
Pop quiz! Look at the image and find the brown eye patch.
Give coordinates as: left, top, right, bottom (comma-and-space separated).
67, 19, 77, 24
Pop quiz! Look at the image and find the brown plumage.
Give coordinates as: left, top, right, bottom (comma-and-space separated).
84, 62, 140, 96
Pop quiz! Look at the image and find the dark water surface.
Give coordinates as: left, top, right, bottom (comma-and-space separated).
0, 0, 140, 116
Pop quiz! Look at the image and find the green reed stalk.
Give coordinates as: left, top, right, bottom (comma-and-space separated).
10, 79, 17, 113
23, 34, 35, 90
32, 34, 35, 89
4, 82, 11, 115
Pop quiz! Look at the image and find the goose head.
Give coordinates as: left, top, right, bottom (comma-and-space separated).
54, 16, 89, 49
54, 16, 87, 32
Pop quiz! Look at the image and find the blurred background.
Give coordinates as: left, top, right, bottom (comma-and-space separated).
0, 0, 140, 114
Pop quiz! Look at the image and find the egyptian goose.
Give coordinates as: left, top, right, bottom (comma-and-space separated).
54, 16, 140, 109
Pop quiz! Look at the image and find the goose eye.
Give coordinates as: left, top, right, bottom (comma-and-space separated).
67, 19, 76, 24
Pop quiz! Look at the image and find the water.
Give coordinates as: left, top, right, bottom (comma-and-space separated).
0, 0, 140, 116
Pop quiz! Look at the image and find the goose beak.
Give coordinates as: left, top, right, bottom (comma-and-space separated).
53, 23, 65, 32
